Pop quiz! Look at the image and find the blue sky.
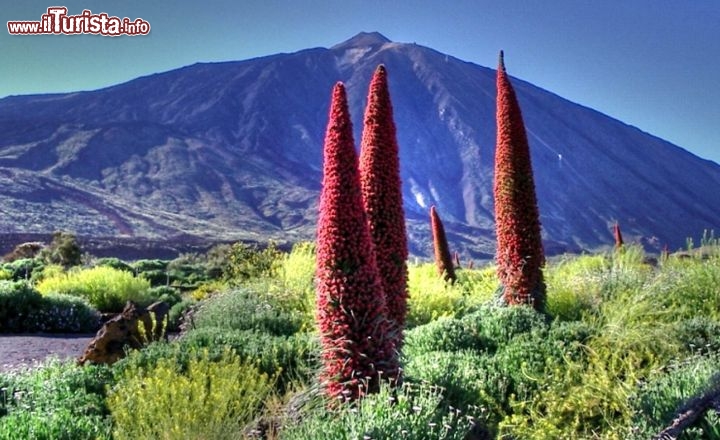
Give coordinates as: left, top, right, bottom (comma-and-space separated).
2, 1, 719, 163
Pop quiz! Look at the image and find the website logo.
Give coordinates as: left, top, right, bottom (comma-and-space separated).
8, 7, 151, 36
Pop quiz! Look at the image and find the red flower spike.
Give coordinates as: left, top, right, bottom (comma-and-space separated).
316, 82, 397, 400
613, 222, 624, 249
359, 65, 409, 353
430, 206, 457, 283
493, 51, 546, 310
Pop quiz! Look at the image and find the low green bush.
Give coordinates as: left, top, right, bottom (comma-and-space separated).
36, 266, 152, 313
130, 259, 169, 286
181, 327, 320, 391
31, 294, 100, 333
114, 328, 320, 393
166, 255, 211, 287
107, 348, 273, 440
192, 287, 304, 337
465, 304, 549, 348
652, 257, 720, 321
278, 380, 485, 440
544, 254, 606, 321
0, 280, 43, 331
0, 258, 44, 281
403, 350, 505, 421
627, 354, 720, 440
0, 359, 112, 439
167, 297, 196, 331
403, 316, 492, 359
94, 257, 133, 272
674, 317, 720, 355
147, 285, 182, 306
0, 281, 99, 333
268, 242, 316, 324
404, 304, 549, 359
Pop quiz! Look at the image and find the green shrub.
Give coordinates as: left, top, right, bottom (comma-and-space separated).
167, 254, 211, 287
0, 359, 112, 439
467, 304, 549, 348
652, 257, 720, 321
223, 241, 282, 282
167, 298, 195, 331
0, 280, 43, 331
180, 327, 320, 391
675, 317, 720, 354
406, 264, 495, 328
403, 316, 492, 359
0, 258, 44, 281
94, 257, 133, 272
130, 259, 169, 286
278, 242, 315, 294
544, 253, 607, 321
403, 350, 506, 420
628, 354, 720, 439
278, 380, 484, 440
38, 231, 82, 268
0, 281, 100, 333
192, 287, 303, 336
270, 241, 316, 320
33, 294, 100, 333
501, 286, 681, 439
147, 285, 182, 306
30, 263, 64, 284
114, 329, 320, 395
36, 266, 152, 313
546, 320, 596, 362
189, 280, 226, 301
107, 348, 273, 440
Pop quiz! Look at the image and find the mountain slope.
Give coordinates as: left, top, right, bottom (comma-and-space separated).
1, 32, 718, 257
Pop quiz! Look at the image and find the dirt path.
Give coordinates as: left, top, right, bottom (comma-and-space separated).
0, 334, 94, 373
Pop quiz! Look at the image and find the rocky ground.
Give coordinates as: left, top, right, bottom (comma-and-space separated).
0, 334, 93, 373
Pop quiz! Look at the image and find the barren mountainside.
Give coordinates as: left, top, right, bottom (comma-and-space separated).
1, 32, 719, 257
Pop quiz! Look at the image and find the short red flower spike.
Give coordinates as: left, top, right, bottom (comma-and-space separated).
613, 222, 624, 249
430, 206, 456, 283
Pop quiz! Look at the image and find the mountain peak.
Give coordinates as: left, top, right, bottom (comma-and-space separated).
332, 32, 391, 50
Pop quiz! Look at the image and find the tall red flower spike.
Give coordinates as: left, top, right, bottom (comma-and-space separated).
316, 82, 397, 400
430, 206, 456, 283
613, 222, 624, 249
494, 51, 546, 310
359, 65, 409, 350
